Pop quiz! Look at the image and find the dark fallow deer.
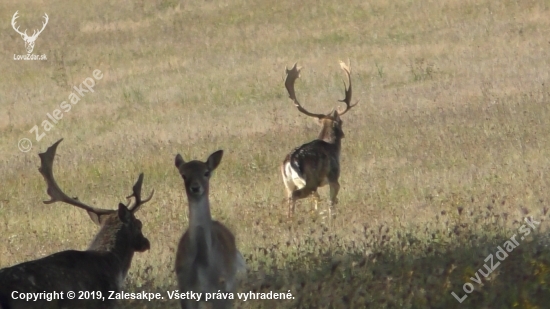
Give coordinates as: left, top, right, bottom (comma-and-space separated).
0, 139, 154, 309
281, 60, 359, 218
174, 150, 246, 309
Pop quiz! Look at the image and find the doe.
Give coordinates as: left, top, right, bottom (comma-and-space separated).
174, 150, 246, 309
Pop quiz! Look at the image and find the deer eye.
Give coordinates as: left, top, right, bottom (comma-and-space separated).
204, 170, 210, 177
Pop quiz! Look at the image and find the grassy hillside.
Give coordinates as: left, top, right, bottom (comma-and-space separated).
1, 0, 550, 308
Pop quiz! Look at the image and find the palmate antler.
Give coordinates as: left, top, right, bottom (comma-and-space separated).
284, 60, 359, 119
285, 63, 327, 119
38, 139, 154, 225
336, 60, 359, 116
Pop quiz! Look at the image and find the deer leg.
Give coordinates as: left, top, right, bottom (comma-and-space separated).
312, 190, 321, 211
286, 188, 296, 219
177, 269, 200, 309
329, 181, 340, 207
289, 187, 316, 217
284, 184, 296, 219
282, 172, 299, 218
288, 198, 295, 218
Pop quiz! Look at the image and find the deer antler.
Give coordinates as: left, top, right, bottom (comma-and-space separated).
336, 59, 359, 116
11, 11, 27, 38
285, 63, 327, 119
38, 139, 114, 225
125, 173, 154, 213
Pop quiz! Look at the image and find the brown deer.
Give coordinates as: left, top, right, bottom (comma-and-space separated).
281, 60, 358, 218
174, 150, 246, 309
0, 139, 154, 309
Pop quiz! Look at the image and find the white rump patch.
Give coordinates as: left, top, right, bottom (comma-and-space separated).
284, 162, 306, 189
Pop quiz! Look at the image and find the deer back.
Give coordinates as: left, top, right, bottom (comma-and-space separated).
284, 139, 340, 188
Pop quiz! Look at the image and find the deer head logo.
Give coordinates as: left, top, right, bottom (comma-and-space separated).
11, 11, 48, 54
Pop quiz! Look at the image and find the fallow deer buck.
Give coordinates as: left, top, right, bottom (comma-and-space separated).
281, 60, 359, 218
174, 150, 246, 309
0, 139, 154, 309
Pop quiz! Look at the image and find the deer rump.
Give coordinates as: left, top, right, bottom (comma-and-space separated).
0, 250, 121, 309
284, 139, 339, 189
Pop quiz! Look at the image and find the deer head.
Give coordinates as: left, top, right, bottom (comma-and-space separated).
285, 60, 359, 143
175, 150, 223, 202
11, 11, 49, 54
38, 138, 154, 252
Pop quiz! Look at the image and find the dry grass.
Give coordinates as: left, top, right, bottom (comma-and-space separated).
1, 0, 550, 308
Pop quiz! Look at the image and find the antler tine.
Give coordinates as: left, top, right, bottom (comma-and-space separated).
336, 59, 359, 116
38, 139, 113, 223
126, 173, 155, 213
285, 62, 327, 119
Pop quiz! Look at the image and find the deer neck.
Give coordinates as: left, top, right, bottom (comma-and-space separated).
87, 219, 135, 280
187, 195, 214, 259
317, 124, 343, 148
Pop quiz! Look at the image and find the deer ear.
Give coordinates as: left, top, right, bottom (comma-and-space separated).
88, 211, 114, 226
207, 150, 223, 171
117, 203, 132, 223
87, 211, 101, 226
175, 154, 185, 168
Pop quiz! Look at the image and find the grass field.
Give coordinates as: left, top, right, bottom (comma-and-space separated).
2, 0, 550, 308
